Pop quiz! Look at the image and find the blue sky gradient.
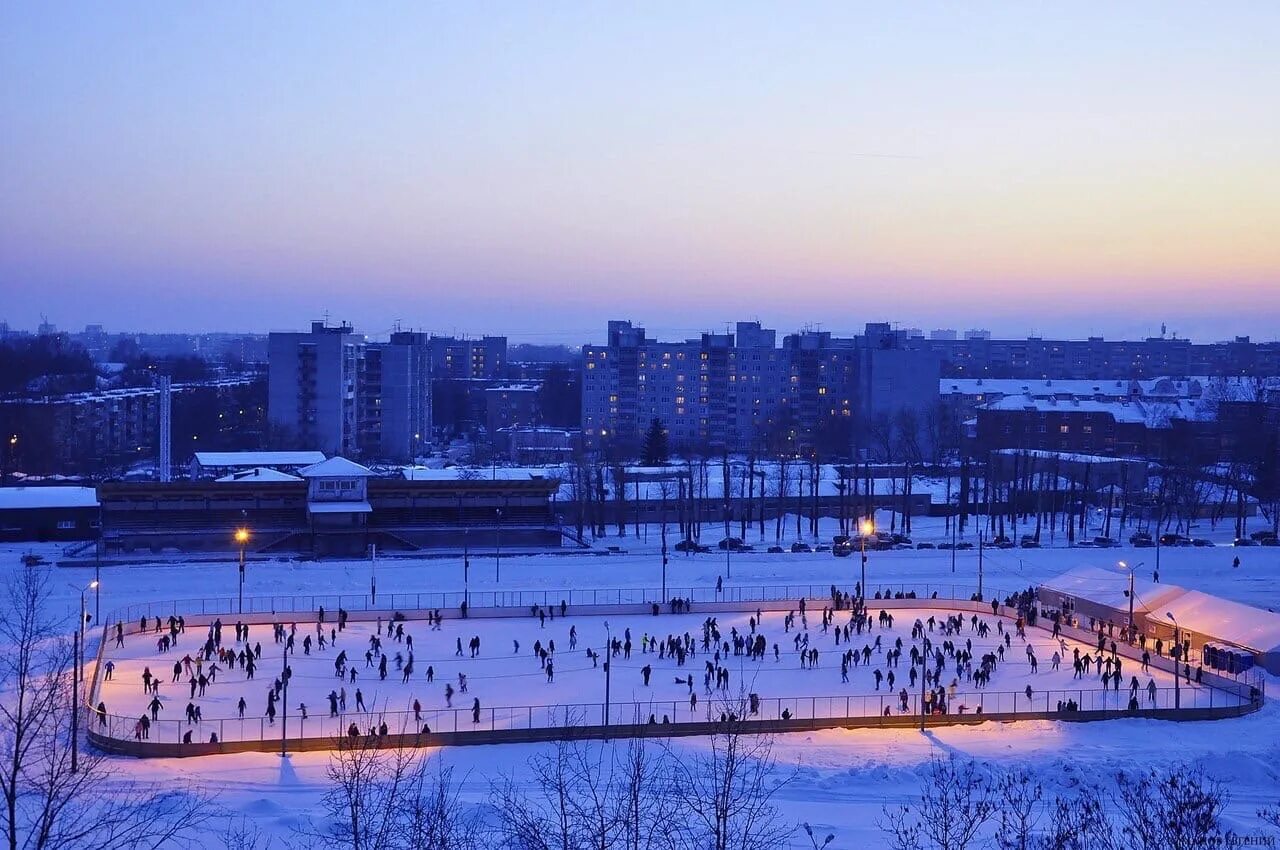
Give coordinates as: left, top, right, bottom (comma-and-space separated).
2, 3, 1278, 342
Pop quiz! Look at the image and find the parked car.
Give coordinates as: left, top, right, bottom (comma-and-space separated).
955, 541, 975, 551
1093, 537, 1118, 548
1191, 538, 1214, 547
1233, 538, 1259, 547
1262, 537, 1280, 547
1129, 532, 1155, 548
717, 536, 744, 550
890, 533, 913, 545
790, 541, 813, 553
832, 540, 853, 557
1249, 530, 1278, 542
1020, 535, 1041, 549
916, 542, 936, 550
767, 545, 785, 554
815, 544, 832, 553
937, 542, 954, 550
675, 539, 711, 553
1159, 533, 1190, 547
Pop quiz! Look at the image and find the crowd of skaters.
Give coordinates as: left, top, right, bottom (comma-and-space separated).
96, 584, 1207, 746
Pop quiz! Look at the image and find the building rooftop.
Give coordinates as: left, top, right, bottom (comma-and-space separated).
0, 486, 100, 510
195, 451, 327, 469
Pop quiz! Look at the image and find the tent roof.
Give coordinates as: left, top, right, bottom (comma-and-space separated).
1040, 566, 1184, 615
1161, 590, 1280, 654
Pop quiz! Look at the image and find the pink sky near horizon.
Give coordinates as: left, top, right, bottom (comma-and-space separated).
1, 3, 1277, 341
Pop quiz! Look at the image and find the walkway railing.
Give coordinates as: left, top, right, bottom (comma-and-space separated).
100, 582, 1022, 626
88, 682, 1258, 754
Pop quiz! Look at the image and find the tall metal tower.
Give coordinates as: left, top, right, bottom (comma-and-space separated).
158, 376, 172, 482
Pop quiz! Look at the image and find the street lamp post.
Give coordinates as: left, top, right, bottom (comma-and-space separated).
70, 579, 97, 775
661, 533, 668, 601
859, 518, 874, 599
919, 634, 930, 732
281, 634, 289, 757
463, 530, 471, 609
603, 621, 612, 733
1166, 612, 1181, 709
1119, 561, 1143, 642
235, 528, 250, 614
495, 507, 503, 583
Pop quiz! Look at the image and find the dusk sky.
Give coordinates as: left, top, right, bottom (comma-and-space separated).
2, 3, 1278, 343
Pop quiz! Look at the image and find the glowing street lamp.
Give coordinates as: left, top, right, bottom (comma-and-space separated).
859, 517, 875, 599
69, 579, 97, 775
235, 528, 250, 614
1118, 560, 1143, 642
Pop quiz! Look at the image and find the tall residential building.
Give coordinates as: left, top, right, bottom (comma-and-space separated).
267, 321, 362, 456
363, 331, 432, 462
428, 335, 507, 379
582, 320, 940, 457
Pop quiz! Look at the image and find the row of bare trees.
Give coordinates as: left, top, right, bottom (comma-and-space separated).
283, 704, 795, 850
878, 753, 1271, 850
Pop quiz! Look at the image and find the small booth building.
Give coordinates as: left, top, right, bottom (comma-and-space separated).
299, 456, 374, 556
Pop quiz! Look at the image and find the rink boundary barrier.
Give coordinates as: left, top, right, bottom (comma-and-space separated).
84, 595, 1264, 758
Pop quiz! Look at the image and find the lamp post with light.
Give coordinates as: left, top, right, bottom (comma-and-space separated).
235, 528, 250, 614
1118, 560, 1143, 642
70, 579, 97, 775
859, 517, 875, 599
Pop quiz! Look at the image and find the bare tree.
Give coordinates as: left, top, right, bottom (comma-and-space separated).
306, 739, 480, 850
0, 567, 212, 850
1112, 764, 1228, 850
878, 754, 996, 850
994, 768, 1045, 850
663, 704, 793, 850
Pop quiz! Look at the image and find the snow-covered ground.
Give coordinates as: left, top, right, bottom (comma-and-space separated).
10, 509, 1280, 847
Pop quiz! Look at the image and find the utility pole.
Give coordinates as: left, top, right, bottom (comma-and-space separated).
463, 530, 470, 609
1166, 612, 1181, 710
495, 507, 503, 583
603, 621, 612, 734
281, 637, 289, 758
978, 532, 985, 599
919, 635, 930, 732
71, 629, 79, 775
661, 531, 668, 601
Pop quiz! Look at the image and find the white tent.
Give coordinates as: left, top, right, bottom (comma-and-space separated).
1038, 565, 1184, 626
1159, 590, 1280, 674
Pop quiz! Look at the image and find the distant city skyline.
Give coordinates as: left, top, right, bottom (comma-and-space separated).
3, 4, 1278, 342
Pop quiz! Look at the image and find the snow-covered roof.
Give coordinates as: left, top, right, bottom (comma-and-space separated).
993, 449, 1145, 466
1161, 590, 1280, 654
0, 486, 100, 510
299, 457, 373, 478
1040, 566, 1183, 615
401, 467, 551, 482
941, 378, 1135, 397
981, 396, 1199, 425
195, 451, 326, 468
216, 467, 302, 483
